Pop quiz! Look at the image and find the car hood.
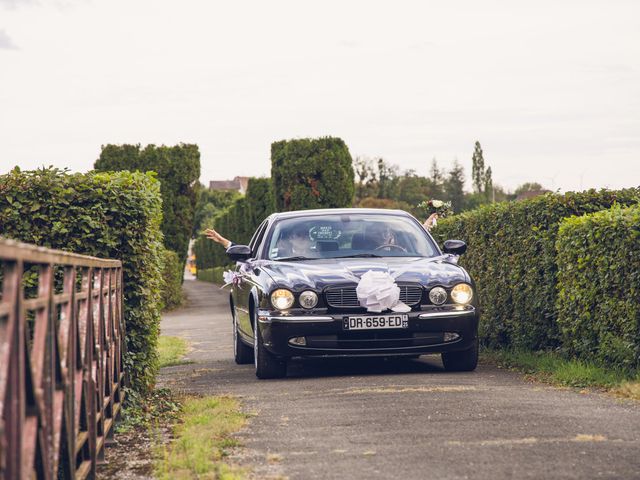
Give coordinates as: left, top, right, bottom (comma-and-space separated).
257, 256, 468, 291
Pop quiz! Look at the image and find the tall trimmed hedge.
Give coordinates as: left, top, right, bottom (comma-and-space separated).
160, 248, 184, 310
246, 177, 275, 229
94, 143, 200, 264
433, 189, 639, 350
196, 266, 226, 285
0, 167, 164, 396
556, 205, 640, 370
271, 137, 354, 211
194, 177, 276, 270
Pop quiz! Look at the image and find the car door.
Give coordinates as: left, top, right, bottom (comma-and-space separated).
235, 220, 269, 338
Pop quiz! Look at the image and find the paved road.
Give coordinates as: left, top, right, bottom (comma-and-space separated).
159, 279, 640, 480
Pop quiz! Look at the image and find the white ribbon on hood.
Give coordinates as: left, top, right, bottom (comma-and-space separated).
341, 260, 423, 313
355, 270, 411, 313
221, 270, 242, 289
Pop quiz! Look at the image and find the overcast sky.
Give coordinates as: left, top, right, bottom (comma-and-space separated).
1, 0, 639, 192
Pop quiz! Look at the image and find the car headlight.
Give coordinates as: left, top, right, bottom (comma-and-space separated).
451, 283, 473, 304
271, 289, 294, 310
429, 287, 447, 305
299, 290, 318, 309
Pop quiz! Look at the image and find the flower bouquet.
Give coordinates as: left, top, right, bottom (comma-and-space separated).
416, 199, 453, 219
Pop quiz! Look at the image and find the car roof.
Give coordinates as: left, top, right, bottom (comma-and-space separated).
267, 208, 413, 221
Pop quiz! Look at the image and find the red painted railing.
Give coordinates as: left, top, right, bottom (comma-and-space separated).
0, 239, 126, 479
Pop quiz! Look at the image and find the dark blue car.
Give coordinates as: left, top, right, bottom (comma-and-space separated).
226, 208, 479, 379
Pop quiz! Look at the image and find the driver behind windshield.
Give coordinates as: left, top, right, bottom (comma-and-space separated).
276, 225, 312, 258
363, 223, 404, 252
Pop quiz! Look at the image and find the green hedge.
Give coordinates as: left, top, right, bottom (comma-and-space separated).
160, 248, 184, 310
193, 228, 228, 272
95, 143, 200, 264
0, 167, 163, 397
192, 187, 240, 236
271, 137, 354, 211
556, 205, 640, 370
196, 266, 227, 285
245, 177, 275, 232
193, 177, 276, 270
433, 188, 639, 350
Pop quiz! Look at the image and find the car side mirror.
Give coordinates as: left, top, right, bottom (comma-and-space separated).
226, 244, 252, 262
443, 239, 467, 256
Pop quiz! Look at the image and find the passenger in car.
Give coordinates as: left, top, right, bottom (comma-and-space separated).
274, 226, 313, 258
364, 223, 399, 250
206, 225, 313, 258
205, 228, 233, 248
423, 213, 438, 231
287, 225, 313, 256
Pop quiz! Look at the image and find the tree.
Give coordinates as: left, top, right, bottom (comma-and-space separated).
353, 156, 379, 202
484, 166, 493, 202
192, 186, 240, 236
471, 141, 485, 194
95, 143, 200, 264
445, 160, 466, 213
245, 177, 276, 228
430, 158, 444, 185
271, 137, 355, 211
428, 158, 445, 199
514, 182, 545, 196
376, 158, 400, 199
397, 173, 441, 215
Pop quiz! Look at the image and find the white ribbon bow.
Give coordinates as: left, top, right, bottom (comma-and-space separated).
221, 270, 242, 289
355, 270, 411, 313
339, 261, 421, 313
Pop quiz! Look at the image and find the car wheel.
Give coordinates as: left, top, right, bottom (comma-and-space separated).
441, 337, 478, 372
233, 307, 253, 364
253, 317, 287, 379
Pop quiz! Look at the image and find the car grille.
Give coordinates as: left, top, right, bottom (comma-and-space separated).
325, 285, 423, 308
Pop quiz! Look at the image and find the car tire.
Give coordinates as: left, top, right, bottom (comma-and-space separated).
441, 337, 478, 372
253, 318, 287, 379
233, 307, 253, 365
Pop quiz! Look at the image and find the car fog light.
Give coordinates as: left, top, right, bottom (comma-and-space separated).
451, 283, 473, 304
429, 287, 447, 305
271, 289, 294, 310
299, 290, 318, 309
289, 336, 307, 346
444, 332, 460, 342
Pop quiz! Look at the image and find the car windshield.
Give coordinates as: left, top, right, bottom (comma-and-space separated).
265, 213, 439, 260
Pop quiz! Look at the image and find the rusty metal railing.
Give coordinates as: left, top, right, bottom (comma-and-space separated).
0, 238, 126, 480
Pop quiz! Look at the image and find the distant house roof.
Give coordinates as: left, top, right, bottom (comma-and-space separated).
515, 190, 551, 201
209, 176, 249, 194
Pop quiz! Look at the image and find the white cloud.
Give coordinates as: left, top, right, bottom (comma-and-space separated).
0, 0, 37, 8
0, 29, 17, 49
0, 0, 638, 193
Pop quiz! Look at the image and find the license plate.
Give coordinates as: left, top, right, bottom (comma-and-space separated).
343, 314, 409, 331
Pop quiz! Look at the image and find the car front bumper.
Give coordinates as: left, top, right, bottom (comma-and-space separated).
257, 305, 479, 358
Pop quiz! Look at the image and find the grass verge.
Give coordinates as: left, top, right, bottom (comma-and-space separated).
482, 349, 640, 401
158, 335, 191, 368
155, 395, 249, 480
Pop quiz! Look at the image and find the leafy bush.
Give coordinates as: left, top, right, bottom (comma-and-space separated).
193, 229, 229, 272
245, 177, 275, 230
193, 177, 276, 270
95, 143, 200, 264
160, 248, 184, 310
271, 137, 354, 211
556, 205, 640, 370
196, 267, 227, 285
0, 167, 163, 396
433, 188, 639, 350
192, 187, 240, 236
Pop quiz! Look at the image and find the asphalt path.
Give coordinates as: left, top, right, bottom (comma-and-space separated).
159, 279, 640, 480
